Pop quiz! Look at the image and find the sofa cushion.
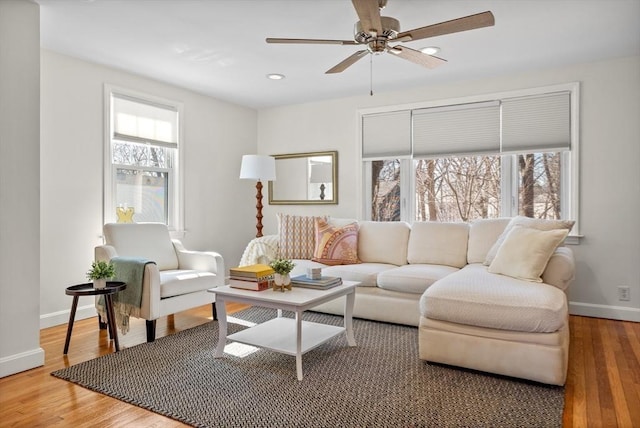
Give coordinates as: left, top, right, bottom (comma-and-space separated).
484, 216, 575, 265
466, 218, 511, 264
358, 221, 410, 266
488, 226, 569, 282
408, 222, 469, 268
322, 263, 396, 287
378, 264, 459, 294
312, 218, 360, 265
277, 214, 326, 259
420, 264, 567, 333
103, 223, 179, 270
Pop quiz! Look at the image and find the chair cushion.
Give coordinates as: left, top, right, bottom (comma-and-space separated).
377, 264, 459, 294
103, 223, 179, 270
407, 222, 469, 268
488, 226, 568, 282
160, 270, 218, 298
420, 264, 567, 333
358, 221, 410, 266
466, 218, 511, 264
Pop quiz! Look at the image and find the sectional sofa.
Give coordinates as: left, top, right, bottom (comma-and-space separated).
239, 215, 575, 385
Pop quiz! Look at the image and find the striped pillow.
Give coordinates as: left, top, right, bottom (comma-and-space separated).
278, 214, 326, 259
312, 218, 360, 265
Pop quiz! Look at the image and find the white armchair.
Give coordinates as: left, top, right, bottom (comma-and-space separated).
95, 223, 225, 342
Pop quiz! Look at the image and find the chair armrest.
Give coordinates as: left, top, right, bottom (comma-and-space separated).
239, 234, 280, 266
172, 240, 225, 277
95, 245, 118, 262
542, 246, 575, 292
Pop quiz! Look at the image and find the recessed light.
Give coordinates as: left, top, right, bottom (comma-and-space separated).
267, 74, 285, 80
420, 46, 440, 55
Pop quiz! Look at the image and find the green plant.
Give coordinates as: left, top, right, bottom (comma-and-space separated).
269, 258, 295, 275
86, 260, 116, 280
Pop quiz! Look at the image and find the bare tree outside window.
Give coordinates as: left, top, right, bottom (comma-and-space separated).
518, 152, 561, 219
371, 160, 401, 221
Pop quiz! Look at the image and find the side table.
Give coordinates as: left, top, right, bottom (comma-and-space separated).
64, 281, 126, 354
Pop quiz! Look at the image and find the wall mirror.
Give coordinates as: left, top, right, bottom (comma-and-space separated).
268, 151, 338, 205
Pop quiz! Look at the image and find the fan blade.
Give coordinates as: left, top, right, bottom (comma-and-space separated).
388, 45, 447, 69
396, 11, 495, 42
352, 0, 382, 35
326, 50, 369, 74
266, 38, 359, 45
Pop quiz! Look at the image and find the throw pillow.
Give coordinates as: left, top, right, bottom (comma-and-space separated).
488, 225, 569, 282
484, 216, 575, 266
278, 214, 327, 259
312, 218, 360, 265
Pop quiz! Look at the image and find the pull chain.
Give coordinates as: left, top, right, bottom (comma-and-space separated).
370, 54, 374, 96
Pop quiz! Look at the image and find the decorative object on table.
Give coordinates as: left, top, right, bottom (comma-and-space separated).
239, 154, 276, 238
269, 258, 295, 292
86, 260, 116, 289
306, 267, 321, 280
290, 274, 342, 290
115, 205, 135, 223
229, 264, 275, 291
309, 162, 333, 200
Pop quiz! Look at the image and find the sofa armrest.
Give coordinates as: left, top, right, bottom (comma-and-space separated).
95, 245, 118, 262
172, 240, 225, 280
542, 246, 575, 292
239, 234, 280, 266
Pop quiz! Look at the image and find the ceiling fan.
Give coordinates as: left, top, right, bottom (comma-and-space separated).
266, 0, 495, 74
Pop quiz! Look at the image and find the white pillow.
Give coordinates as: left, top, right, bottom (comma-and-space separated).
488, 225, 569, 282
484, 216, 574, 266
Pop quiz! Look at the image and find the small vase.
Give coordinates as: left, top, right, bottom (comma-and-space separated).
93, 278, 107, 289
273, 273, 292, 292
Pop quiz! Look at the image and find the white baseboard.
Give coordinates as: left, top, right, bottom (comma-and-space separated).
569, 301, 640, 322
40, 303, 98, 329
0, 347, 45, 378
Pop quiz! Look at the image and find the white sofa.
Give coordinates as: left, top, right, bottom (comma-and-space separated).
240, 216, 575, 385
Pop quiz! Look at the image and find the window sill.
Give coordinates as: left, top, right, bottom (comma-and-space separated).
566, 235, 583, 245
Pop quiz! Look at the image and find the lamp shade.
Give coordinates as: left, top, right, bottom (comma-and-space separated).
309, 163, 332, 183
239, 155, 276, 181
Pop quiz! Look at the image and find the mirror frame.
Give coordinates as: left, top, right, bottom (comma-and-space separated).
268, 151, 338, 205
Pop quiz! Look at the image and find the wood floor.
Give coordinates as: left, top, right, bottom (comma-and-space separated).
1, 306, 638, 427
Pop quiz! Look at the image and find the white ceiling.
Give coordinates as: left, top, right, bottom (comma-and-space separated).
37, 0, 640, 109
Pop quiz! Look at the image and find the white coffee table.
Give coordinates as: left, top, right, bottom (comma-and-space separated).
209, 281, 357, 381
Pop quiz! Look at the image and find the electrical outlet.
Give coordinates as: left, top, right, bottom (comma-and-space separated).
618, 286, 630, 301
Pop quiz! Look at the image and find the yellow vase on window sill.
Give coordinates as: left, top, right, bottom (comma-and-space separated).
116, 206, 135, 223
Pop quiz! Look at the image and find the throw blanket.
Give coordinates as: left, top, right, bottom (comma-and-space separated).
239, 235, 279, 266
97, 257, 155, 335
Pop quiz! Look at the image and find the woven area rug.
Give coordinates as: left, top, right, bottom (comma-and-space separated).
52, 308, 564, 427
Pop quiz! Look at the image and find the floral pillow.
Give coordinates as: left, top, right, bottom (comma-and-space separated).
312, 218, 360, 265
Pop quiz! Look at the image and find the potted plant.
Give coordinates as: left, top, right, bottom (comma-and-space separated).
87, 260, 116, 289
270, 258, 295, 288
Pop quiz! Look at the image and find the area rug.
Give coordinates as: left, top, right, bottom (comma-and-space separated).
52, 308, 564, 427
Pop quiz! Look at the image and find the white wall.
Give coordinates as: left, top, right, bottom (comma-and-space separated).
258, 55, 640, 322
39, 50, 258, 328
0, 0, 44, 377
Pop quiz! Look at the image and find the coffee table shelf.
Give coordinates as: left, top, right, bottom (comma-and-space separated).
227, 317, 344, 356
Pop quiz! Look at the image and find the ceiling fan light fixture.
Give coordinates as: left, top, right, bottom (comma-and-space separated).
420, 46, 440, 55
266, 73, 285, 80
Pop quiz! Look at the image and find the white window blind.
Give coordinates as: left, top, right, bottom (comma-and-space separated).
362, 110, 411, 159
412, 101, 500, 157
113, 94, 178, 148
501, 91, 571, 153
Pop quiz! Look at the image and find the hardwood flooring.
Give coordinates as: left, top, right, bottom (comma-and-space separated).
1, 307, 638, 427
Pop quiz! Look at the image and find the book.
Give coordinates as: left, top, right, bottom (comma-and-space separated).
229, 264, 274, 278
229, 274, 274, 282
229, 278, 271, 291
290, 275, 342, 289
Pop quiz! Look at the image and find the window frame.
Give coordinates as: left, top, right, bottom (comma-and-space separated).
357, 82, 581, 239
103, 85, 184, 233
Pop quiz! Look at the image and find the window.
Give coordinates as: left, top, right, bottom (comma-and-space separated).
361, 83, 579, 234
104, 87, 183, 230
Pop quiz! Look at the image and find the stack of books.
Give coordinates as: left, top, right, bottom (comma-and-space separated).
290, 274, 342, 290
229, 264, 274, 291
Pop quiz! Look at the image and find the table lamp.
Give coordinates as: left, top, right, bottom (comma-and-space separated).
240, 154, 276, 237
309, 162, 332, 200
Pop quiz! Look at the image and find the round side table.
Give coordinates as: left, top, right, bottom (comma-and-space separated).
64, 281, 126, 354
